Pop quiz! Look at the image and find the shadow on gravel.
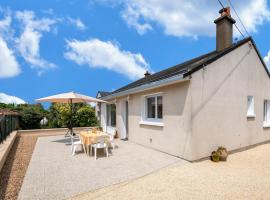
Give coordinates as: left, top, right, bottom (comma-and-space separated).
0, 135, 38, 200
0, 137, 21, 200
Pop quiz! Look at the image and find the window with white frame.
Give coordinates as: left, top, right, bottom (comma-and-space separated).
144, 94, 163, 121
247, 96, 255, 117
106, 104, 116, 127
263, 100, 270, 126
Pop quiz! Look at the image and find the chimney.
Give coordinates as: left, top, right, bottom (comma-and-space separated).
144, 71, 151, 77
214, 7, 236, 51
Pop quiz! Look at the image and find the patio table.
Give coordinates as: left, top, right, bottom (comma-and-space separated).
80, 130, 109, 155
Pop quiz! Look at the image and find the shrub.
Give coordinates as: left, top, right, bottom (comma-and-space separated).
47, 103, 98, 128
17, 104, 47, 129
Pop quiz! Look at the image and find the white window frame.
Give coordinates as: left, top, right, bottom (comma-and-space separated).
140, 93, 164, 126
263, 100, 270, 127
247, 96, 255, 118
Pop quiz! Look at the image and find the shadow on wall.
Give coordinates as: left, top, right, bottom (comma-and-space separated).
191, 47, 251, 120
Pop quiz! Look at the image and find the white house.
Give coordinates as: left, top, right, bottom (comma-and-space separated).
96, 7, 270, 161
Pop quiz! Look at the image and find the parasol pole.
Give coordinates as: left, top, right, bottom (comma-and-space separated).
70, 98, 73, 136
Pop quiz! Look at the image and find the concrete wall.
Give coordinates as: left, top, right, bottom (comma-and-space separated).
125, 82, 193, 159
100, 103, 107, 132
18, 127, 91, 135
0, 131, 18, 173
190, 41, 270, 160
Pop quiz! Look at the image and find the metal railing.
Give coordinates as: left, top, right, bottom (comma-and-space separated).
0, 115, 19, 144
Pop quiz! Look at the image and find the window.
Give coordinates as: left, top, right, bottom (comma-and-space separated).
145, 95, 163, 120
247, 96, 255, 117
264, 100, 270, 126
106, 104, 116, 127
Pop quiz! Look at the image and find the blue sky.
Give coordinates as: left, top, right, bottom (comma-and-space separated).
1, 0, 270, 104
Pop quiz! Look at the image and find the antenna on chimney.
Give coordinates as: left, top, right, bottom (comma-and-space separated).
144, 71, 151, 77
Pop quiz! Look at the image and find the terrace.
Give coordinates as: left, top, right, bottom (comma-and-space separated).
0, 129, 185, 200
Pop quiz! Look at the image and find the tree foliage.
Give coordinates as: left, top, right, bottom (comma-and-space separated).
0, 102, 98, 130
0, 103, 48, 129
47, 103, 98, 128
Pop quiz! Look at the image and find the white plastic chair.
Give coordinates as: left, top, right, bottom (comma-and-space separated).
71, 135, 85, 156
90, 136, 109, 160
109, 130, 116, 150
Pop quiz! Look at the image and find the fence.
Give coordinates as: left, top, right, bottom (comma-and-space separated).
0, 114, 19, 144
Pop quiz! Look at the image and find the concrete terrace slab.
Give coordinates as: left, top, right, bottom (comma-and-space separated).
18, 135, 186, 200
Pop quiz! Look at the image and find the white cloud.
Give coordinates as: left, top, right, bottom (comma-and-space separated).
42, 8, 54, 15
0, 37, 20, 78
121, 4, 152, 35
15, 10, 57, 73
264, 50, 270, 70
0, 11, 15, 42
0, 15, 11, 31
88, 102, 96, 107
67, 17, 87, 30
0, 93, 26, 104
237, 0, 270, 33
118, 0, 270, 38
64, 38, 150, 80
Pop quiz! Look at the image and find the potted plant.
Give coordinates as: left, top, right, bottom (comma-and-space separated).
217, 146, 228, 161
211, 151, 220, 162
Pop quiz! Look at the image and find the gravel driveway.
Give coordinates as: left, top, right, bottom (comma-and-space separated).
18, 135, 185, 200
70, 142, 270, 200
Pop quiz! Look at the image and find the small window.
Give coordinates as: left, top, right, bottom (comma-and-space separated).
247, 96, 255, 117
264, 100, 270, 126
145, 95, 163, 120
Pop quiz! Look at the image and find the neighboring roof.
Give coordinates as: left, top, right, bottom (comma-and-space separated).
101, 37, 268, 99
0, 109, 20, 116
96, 91, 111, 98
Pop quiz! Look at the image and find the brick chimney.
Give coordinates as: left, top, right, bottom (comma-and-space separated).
214, 7, 236, 51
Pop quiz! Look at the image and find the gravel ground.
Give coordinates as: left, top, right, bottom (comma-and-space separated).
0, 132, 63, 200
18, 135, 184, 200
70, 143, 270, 200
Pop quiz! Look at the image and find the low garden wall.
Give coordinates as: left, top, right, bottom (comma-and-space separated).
0, 131, 18, 172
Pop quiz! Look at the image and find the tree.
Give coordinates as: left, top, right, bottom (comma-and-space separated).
17, 104, 48, 129
75, 104, 98, 127
47, 103, 98, 128
0, 102, 98, 129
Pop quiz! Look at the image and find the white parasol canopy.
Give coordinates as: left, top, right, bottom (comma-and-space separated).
36, 91, 106, 103
36, 91, 106, 137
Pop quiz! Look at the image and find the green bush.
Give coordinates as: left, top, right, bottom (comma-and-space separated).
75, 105, 98, 127
17, 104, 48, 129
47, 103, 98, 128
0, 103, 48, 130
0, 102, 98, 130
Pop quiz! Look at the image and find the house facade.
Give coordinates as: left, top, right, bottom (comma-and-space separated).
96, 7, 270, 161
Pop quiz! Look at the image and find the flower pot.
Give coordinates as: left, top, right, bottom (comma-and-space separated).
211, 151, 220, 162
217, 147, 228, 161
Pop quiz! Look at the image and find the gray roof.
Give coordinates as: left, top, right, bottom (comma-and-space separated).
99, 37, 268, 98
96, 91, 111, 98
